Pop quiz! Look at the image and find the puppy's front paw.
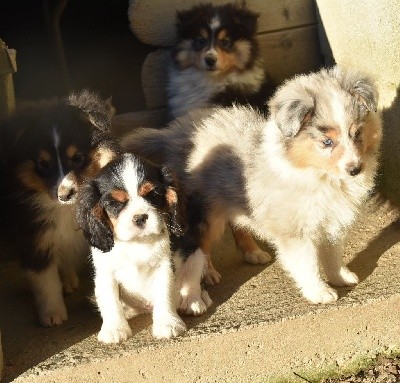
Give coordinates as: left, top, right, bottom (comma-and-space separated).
97, 322, 132, 344
302, 284, 338, 304
39, 303, 68, 327
180, 292, 210, 316
244, 249, 272, 265
152, 314, 187, 339
328, 267, 359, 287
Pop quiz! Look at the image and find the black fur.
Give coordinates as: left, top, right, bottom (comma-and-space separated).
76, 179, 115, 253
0, 90, 119, 271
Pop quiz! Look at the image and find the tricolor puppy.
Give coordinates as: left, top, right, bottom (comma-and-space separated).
76, 153, 187, 343
0, 91, 119, 326
168, 1, 273, 284
168, 2, 274, 119
123, 66, 382, 309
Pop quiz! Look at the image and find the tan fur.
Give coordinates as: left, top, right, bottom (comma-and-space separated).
16, 161, 49, 194
66, 145, 78, 158
138, 181, 155, 197
110, 189, 129, 203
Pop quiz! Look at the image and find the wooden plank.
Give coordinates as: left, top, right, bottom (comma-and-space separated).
247, 0, 317, 33
141, 49, 170, 110
140, 25, 323, 110
259, 24, 323, 85
129, 0, 317, 46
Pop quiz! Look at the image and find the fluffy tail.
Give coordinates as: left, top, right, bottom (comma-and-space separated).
121, 127, 169, 165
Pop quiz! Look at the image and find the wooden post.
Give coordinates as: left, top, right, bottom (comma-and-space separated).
0, 39, 17, 120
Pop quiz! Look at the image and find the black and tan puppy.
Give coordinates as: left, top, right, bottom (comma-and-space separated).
167, 2, 274, 119
0, 90, 120, 326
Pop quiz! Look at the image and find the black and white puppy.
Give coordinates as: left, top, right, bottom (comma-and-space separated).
0, 90, 119, 326
76, 153, 187, 343
167, 2, 274, 119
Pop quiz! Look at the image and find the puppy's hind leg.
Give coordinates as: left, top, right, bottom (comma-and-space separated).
276, 237, 338, 304
26, 262, 68, 327
319, 240, 359, 287
232, 227, 272, 265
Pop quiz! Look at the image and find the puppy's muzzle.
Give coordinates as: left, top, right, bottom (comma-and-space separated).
204, 54, 217, 70
58, 173, 78, 204
133, 214, 148, 228
346, 162, 363, 177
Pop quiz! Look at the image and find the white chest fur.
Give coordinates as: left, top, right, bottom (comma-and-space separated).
92, 234, 171, 302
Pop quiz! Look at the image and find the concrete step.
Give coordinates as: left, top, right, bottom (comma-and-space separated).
1, 197, 400, 383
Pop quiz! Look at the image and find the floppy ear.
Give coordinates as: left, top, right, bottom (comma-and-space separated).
332, 66, 378, 113
161, 165, 187, 237
76, 180, 114, 252
268, 82, 315, 137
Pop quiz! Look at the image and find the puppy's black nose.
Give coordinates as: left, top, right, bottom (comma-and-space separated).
347, 164, 362, 176
205, 56, 216, 68
133, 214, 148, 227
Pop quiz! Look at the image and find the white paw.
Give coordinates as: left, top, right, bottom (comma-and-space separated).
302, 284, 338, 304
204, 267, 222, 285
39, 303, 68, 327
328, 267, 359, 287
97, 322, 132, 344
152, 314, 187, 339
180, 292, 209, 316
244, 250, 272, 265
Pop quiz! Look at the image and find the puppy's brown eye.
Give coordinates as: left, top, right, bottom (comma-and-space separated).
71, 153, 85, 168
193, 37, 207, 51
220, 38, 232, 49
322, 138, 334, 148
37, 159, 49, 169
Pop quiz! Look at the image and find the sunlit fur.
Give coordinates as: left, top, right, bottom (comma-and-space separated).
0, 91, 119, 327
168, 2, 273, 119
76, 154, 187, 343
123, 66, 382, 308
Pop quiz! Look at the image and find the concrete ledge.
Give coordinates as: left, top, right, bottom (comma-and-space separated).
1, 197, 400, 382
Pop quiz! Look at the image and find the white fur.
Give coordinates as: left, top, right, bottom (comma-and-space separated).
92, 231, 186, 343
209, 16, 220, 30
28, 194, 87, 326
167, 64, 265, 119
91, 159, 186, 343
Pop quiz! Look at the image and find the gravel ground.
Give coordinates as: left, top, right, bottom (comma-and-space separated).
323, 356, 400, 383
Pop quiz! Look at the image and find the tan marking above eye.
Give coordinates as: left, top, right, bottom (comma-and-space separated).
320, 127, 340, 143
110, 189, 129, 203
200, 28, 208, 39
38, 150, 51, 162
217, 29, 228, 40
139, 181, 155, 197
66, 145, 78, 159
